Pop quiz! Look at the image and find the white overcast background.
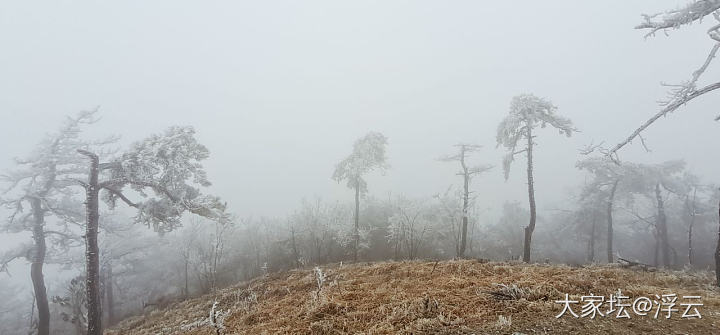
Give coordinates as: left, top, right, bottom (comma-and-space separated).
0, 1, 718, 266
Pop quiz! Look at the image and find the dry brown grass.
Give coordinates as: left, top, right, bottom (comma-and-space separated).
107, 260, 720, 334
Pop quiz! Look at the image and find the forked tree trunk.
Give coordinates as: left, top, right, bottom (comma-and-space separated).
607, 179, 619, 263
354, 182, 360, 262
29, 198, 49, 335
655, 183, 671, 267
79, 149, 102, 335
523, 127, 536, 263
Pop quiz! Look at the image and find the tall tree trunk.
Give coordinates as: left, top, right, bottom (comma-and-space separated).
607, 179, 619, 263
353, 182, 360, 262
184, 257, 189, 299
687, 188, 697, 266
523, 127, 536, 263
291, 225, 300, 269
588, 213, 596, 263
29, 198, 50, 335
655, 183, 671, 268
653, 233, 659, 267
79, 150, 102, 335
458, 154, 469, 258
105, 263, 115, 326
688, 221, 694, 265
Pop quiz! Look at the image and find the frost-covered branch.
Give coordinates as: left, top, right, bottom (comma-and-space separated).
0, 242, 33, 273
612, 2, 720, 157
636, 0, 720, 37
497, 94, 576, 179
609, 81, 720, 159
332, 132, 388, 195
91, 126, 230, 232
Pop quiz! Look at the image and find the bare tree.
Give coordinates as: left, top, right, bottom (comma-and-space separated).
439, 144, 491, 258
0, 111, 101, 335
497, 94, 576, 262
332, 132, 388, 262
74, 126, 228, 335
191, 218, 233, 293
387, 196, 432, 260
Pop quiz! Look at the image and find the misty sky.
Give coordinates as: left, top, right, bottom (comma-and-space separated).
1, 0, 719, 226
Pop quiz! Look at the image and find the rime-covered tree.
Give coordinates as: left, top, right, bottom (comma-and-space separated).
0, 111, 102, 335
611, 1, 720, 159
681, 181, 716, 266
439, 144, 491, 258
496, 94, 576, 262
74, 126, 228, 335
576, 157, 646, 263
629, 160, 688, 268
332, 131, 388, 262
608, 0, 720, 284
577, 157, 621, 263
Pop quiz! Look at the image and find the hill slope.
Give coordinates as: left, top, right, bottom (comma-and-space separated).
108, 260, 720, 334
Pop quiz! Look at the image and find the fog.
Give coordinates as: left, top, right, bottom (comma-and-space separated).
1, 1, 719, 334
1, 0, 718, 217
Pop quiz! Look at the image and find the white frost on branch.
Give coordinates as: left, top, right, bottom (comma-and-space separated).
100, 126, 229, 233
636, 0, 720, 37
611, 1, 720, 158
332, 132, 388, 194
496, 94, 576, 179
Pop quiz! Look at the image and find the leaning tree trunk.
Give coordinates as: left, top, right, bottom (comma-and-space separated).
353, 181, 360, 262
607, 179, 619, 263
79, 149, 102, 335
29, 198, 50, 335
655, 183, 671, 268
523, 127, 536, 263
